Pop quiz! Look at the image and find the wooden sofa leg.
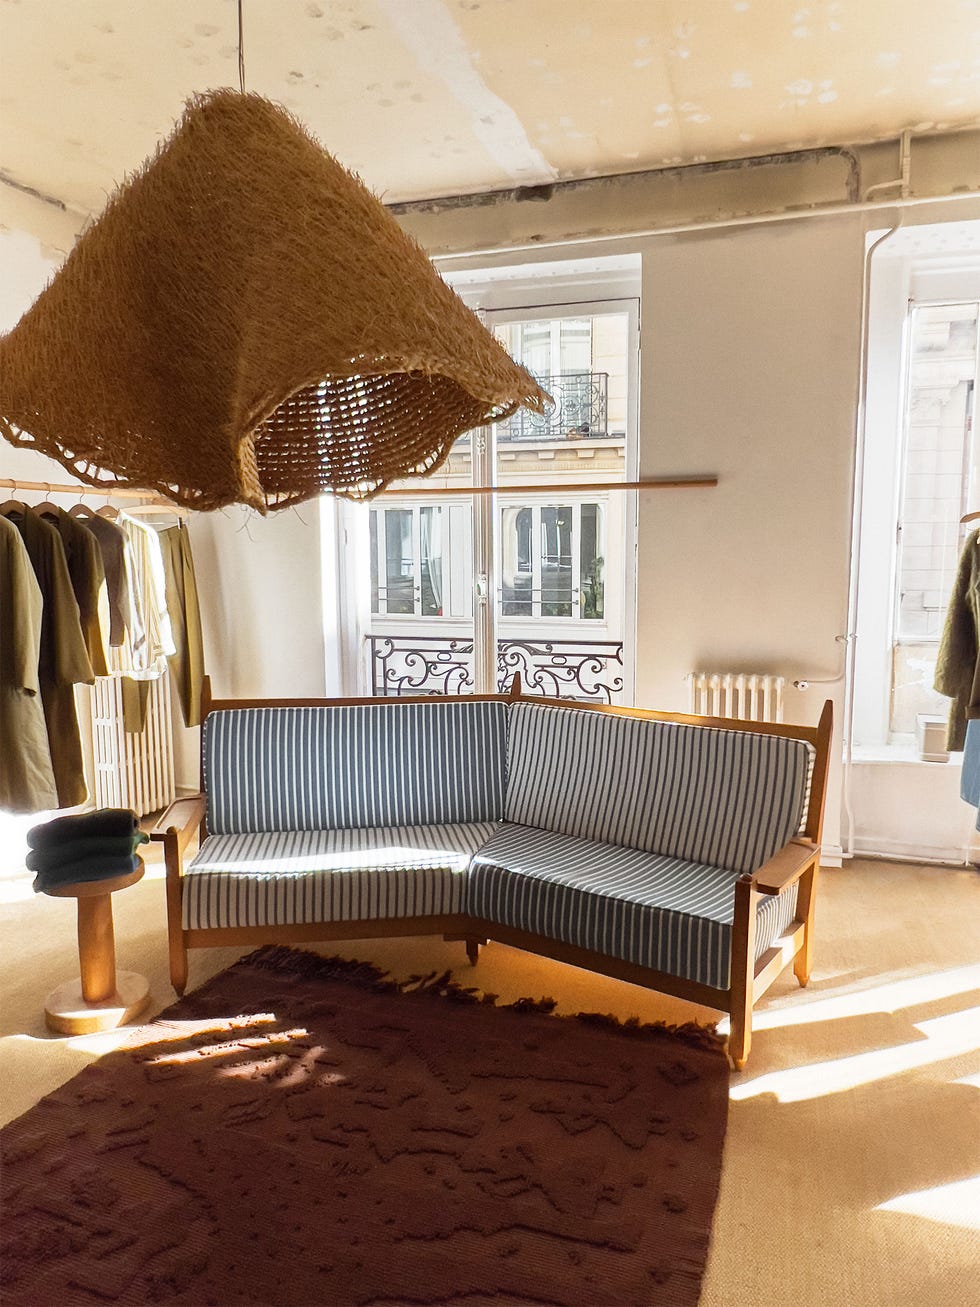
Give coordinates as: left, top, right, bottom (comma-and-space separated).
729, 1007, 752, 1072
729, 874, 757, 1070
793, 862, 819, 988
465, 938, 484, 967
164, 831, 188, 994
170, 939, 188, 996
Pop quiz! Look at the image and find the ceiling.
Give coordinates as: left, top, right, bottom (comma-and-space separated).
1, 0, 980, 217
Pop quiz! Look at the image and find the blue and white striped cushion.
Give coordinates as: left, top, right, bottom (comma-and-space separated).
505, 702, 811, 874
205, 700, 508, 835
183, 822, 496, 930
468, 822, 799, 990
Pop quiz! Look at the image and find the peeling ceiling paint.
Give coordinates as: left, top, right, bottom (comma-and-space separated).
0, 0, 978, 215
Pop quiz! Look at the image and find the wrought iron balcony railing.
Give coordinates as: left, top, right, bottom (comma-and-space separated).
368, 634, 625, 703
497, 371, 609, 442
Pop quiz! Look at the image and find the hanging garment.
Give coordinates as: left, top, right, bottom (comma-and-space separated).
106, 513, 175, 732
158, 524, 205, 727
39, 506, 110, 676
0, 516, 59, 812
80, 512, 139, 649
935, 528, 980, 751
960, 719, 980, 830
1, 506, 94, 808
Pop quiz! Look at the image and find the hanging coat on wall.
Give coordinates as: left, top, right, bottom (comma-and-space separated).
158, 523, 205, 727
80, 512, 139, 649
105, 513, 175, 732
2, 506, 94, 808
0, 517, 59, 812
40, 506, 110, 676
935, 528, 980, 751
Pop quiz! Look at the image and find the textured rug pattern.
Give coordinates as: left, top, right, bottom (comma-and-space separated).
1, 947, 729, 1306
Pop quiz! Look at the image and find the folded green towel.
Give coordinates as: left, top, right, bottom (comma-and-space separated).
27, 808, 140, 850
33, 853, 143, 894
26, 831, 149, 874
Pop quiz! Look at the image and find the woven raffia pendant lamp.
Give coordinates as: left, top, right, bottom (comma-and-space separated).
0, 89, 549, 512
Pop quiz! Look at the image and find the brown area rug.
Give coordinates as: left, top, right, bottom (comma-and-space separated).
1, 947, 729, 1307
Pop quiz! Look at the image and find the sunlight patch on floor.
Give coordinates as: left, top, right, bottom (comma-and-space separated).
754, 964, 980, 1031
731, 1007, 980, 1102
876, 1177, 980, 1231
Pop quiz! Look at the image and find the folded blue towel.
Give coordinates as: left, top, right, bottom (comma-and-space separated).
33, 853, 143, 894
26, 832, 149, 874
27, 808, 140, 851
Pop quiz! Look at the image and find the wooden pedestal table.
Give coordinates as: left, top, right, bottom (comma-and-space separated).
42, 863, 151, 1036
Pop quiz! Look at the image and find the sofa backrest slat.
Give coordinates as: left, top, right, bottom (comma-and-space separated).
504, 701, 812, 874
205, 700, 509, 834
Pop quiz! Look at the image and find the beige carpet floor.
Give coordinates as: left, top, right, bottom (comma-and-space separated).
1, 842, 977, 1307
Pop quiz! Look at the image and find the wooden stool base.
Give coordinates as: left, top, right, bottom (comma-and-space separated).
44, 971, 151, 1036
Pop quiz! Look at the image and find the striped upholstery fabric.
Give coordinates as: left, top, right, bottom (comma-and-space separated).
505, 702, 812, 874
469, 823, 799, 990
204, 700, 508, 835
183, 822, 495, 930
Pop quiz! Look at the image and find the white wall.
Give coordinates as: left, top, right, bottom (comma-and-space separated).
190, 505, 325, 701
629, 216, 865, 854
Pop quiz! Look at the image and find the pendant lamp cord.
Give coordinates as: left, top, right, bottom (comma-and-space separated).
237, 0, 246, 93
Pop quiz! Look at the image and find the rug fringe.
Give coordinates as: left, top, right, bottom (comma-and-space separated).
238, 945, 725, 1052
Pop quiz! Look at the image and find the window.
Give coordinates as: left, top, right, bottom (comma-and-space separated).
500, 502, 605, 619
370, 506, 446, 618
324, 256, 641, 704
852, 221, 980, 751
892, 301, 978, 734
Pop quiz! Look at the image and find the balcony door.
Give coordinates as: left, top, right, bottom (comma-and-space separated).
354, 297, 638, 703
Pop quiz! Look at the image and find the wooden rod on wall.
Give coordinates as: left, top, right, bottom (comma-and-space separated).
376, 476, 719, 499
2, 474, 719, 507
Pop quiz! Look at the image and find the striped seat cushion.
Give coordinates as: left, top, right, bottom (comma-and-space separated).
505, 702, 812, 874
204, 700, 508, 834
183, 822, 496, 930
468, 822, 799, 990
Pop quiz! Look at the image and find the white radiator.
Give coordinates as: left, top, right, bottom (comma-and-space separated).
91, 675, 176, 817
688, 672, 786, 723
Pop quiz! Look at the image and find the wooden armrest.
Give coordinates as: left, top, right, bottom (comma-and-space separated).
150, 793, 206, 857
752, 839, 819, 895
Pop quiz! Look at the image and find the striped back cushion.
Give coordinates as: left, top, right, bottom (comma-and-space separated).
504, 702, 811, 874
205, 700, 508, 834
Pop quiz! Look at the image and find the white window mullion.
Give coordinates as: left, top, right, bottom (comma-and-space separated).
571, 504, 583, 617
411, 507, 423, 617
472, 425, 497, 692
531, 505, 542, 620
376, 510, 388, 617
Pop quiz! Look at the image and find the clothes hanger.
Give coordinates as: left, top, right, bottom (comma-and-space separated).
0, 498, 28, 518
32, 483, 63, 519
122, 502, 188, 522
96, 503, 121, 520
960, 510, 980, 524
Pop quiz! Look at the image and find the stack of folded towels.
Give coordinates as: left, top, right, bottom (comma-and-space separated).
27, 809, 149, 894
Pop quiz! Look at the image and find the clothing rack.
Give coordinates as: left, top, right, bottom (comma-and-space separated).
0, 476, 188, 517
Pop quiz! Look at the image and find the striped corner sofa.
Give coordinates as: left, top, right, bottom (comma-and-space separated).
154, 677, 832, 1067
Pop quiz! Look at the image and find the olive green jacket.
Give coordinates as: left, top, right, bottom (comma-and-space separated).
935, 530, 980, 751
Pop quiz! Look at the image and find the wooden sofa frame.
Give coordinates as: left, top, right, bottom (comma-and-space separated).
153, 676, 832, 1069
